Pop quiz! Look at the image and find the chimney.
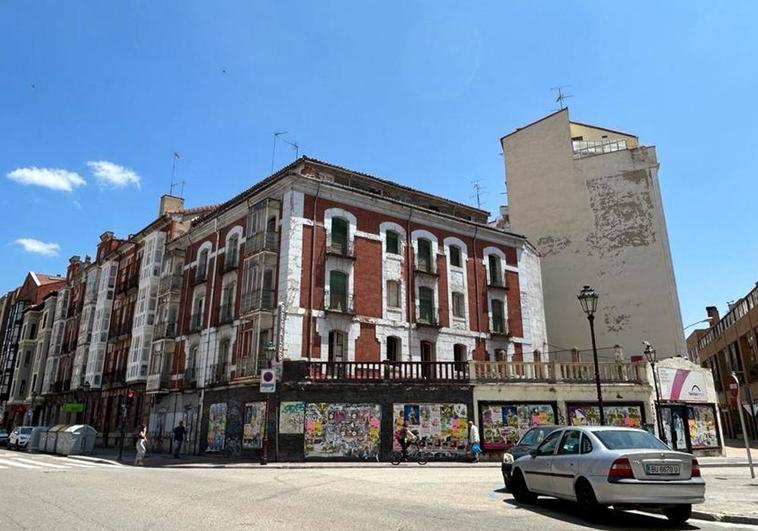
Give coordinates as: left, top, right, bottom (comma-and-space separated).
159, 194, 184, 216
99, 231, 114, 242
706, 306, 720, 326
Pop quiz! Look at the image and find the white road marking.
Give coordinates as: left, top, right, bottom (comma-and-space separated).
0, 457, 42, 469
11, 457, 70, 469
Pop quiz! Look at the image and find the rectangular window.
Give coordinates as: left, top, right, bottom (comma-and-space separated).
386, 231, 400, 255
449, 246, 461, 267
331, 218, 349, 254
330, 271, 348, 312
488, 255, 502, 286
491, 299, 506, 334
452, 292, 465, 318
387, 280, 401, 309
417, 239, 433, 272
418, 287, 434, 324
728, 342, 744, 372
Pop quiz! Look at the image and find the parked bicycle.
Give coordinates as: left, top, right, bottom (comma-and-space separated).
390, 437, 428, 465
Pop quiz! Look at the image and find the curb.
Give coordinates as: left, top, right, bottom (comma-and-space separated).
67, 455, 124, 467
700, 462, 752, 468
692, 511, 758, 526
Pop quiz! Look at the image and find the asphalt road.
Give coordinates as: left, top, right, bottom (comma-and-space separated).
0, 449, 754, 531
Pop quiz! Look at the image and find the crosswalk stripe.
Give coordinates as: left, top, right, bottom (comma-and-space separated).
0, 458, 42, 469
11, 457, 70, 469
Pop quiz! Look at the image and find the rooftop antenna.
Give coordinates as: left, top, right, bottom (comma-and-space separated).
551, 85, 573, 110
169, 152, 181, 196
283, 139, 300, 160
179, 180, 186, 198
271, 131, 288, 174
471, 180, 485, 209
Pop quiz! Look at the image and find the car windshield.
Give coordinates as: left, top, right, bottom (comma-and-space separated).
519, 427, 555, 447
592, 430, 669, 450
20, 428, 33, 434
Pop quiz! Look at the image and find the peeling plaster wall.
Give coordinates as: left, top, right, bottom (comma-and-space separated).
502, 109, 685, 359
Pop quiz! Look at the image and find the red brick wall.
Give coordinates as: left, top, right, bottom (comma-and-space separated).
355, 323, 380, 361
354, 239, 382, 318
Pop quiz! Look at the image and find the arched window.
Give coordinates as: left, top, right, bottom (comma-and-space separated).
328, 330, 346, 362
449, 245, 462, 268
387, 336, 401, 363
488, 254, 503, 286
386, 230, 400, 255
417, 238, 433, 273
196, 248, 209, 282
330, 217, 349, 255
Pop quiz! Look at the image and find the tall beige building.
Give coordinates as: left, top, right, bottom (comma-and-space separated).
501, 108, 685, 359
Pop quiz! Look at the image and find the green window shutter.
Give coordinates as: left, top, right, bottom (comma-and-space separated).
491, 299, 505, 333
419, 287, 434, 323
418, 238, 432, 272
331, 218, 348, 253
330, 271, 348, 311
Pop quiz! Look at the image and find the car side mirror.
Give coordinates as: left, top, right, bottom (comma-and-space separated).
529, 449, 539, 458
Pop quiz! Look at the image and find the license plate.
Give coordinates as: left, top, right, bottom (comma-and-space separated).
645, 464, 680, 475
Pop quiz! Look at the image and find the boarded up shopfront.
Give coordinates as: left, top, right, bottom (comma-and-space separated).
391, 403, 469, 455
304, 403, 381, 458
566, 402, 645, 428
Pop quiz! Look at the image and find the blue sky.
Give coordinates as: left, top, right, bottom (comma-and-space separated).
2, 1, 757, 331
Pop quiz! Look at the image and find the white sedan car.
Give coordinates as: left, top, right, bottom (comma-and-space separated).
509, 426, 705, 525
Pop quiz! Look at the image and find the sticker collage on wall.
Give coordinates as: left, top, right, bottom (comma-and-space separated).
392, 403, 468, 453
480, 403, 556, 450
279, 401, 305, 434
304, 403, 381, 458
567, 404, 643, 428
242, 402, 267, 449
207, 402, 227, 452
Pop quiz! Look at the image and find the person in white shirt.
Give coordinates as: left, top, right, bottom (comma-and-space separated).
468, 421, 481, 463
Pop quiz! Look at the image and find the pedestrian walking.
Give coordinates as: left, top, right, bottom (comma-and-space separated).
172, 420, 186, 458
134, 424, 147, 466
468, 420, 481, 463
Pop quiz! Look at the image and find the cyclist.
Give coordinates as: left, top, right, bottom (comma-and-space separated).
395, 421, 417, 460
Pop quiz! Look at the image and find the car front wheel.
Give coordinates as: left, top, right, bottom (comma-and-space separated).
510, 469, 537, 504
663, 504, 692, 525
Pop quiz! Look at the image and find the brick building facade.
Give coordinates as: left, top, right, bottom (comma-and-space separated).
688, 283, 758, 440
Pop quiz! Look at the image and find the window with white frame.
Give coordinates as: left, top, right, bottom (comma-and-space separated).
417, 238, 433, 273
452, 292, 465, 318
386, 280, 401, 309
386, 230, 400, 255
449, 245, 462, 268
196, 248, 209, 281
226, 233, 240, 269
488, 254, 503, 286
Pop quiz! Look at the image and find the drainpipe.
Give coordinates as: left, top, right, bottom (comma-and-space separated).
405, 207, 414, 362
305, 181, 322, 362
472, 225, 482, 360
195, 218, 221, 455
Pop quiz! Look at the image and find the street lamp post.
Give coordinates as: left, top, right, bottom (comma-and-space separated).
731, 372, 756, 479
643, 342, 666, 442
578, 285, 605, 425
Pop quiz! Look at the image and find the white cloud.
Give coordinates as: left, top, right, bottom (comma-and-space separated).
14, 238, 61, 256
7, 167, 86, 192
86, 160, 141, 189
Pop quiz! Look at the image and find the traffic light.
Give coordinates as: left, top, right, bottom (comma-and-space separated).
126, 389, 135, 407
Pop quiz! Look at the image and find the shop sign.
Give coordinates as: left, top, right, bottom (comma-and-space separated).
658, 368, 708, 402
63, 402, 84, 413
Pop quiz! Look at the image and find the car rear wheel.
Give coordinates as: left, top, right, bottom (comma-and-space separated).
510, 469, 537, 504
663, 504, 692, 525
575, 478, 606, 522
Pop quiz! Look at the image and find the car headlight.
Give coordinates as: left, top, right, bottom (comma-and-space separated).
502, 453, 514, 464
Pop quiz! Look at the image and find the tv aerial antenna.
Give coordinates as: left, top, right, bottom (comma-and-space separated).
471, 180, 486, 209
283, 138, 300, 160
551, 85, 573, 109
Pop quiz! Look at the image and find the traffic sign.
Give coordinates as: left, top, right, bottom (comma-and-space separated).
63, 402, 84, 413
260, 369, 276, 393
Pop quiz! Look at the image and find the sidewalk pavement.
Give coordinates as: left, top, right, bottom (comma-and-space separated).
694, 467, 758, 526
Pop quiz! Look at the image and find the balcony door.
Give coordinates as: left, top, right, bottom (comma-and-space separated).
329, 271, 348, 312
420, 340, 435, 379
328, 330, 346, 363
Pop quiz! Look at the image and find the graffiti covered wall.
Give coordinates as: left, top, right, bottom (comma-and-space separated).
480, 403, 556, 450
207, 402, 227, 452
304, 403, 381, 458
280, 401, 305, 434
392, 403, 468, 453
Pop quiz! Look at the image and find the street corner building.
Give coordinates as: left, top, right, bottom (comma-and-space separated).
0, 155, 725, 461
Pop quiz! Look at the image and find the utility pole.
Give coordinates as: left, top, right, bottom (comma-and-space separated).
732, 372, 755, 478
